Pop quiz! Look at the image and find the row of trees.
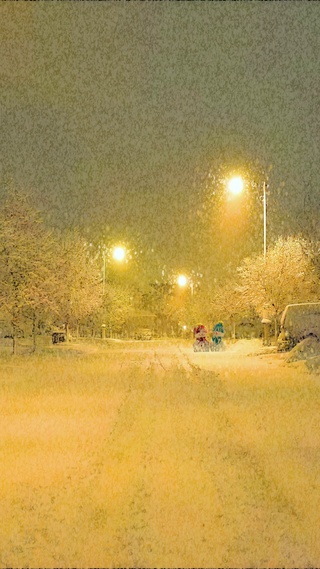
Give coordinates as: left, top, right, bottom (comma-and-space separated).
1, 188, 319, 352
0, 189, 199, 352
0, 190, 104, 353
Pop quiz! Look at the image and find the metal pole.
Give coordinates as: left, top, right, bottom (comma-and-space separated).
263, 181, 267, 258
102, 249, 106, 294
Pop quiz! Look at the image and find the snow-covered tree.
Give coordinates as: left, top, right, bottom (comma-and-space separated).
211, 279, 249, 339
0, 189, 58, 353
99, 282, 136, 335
53, 231, 102, 337
237, 236, 318, 338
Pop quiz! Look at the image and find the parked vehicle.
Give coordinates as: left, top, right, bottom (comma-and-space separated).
277, 302, 320, 351
52, 330, 67, 344
134, 328, 153, 340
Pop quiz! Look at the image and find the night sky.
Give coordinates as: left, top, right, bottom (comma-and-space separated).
1, 2, 320, 274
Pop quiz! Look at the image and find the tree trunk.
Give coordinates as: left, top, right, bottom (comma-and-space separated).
232, 320, 236, 340
274, 317, 279, 343
32, 313, 37, 352
12, 322, 17, 355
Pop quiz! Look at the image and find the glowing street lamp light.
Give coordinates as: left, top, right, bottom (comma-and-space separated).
112, 246, 126, 262
177, 274, 193, 295
177, 274, 188, 288
227, 176, 244, 196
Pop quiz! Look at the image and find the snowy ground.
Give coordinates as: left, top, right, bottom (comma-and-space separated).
0, 338, 319, 568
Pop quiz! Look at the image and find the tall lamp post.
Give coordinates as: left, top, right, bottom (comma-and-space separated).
227, 176, 268, 258
177, 274, 193, 295
102, 245, 126, 294
177, 274, 194, 337
262, 180, 267, 259
101, 245, 126, 339
102, 248, 106, 295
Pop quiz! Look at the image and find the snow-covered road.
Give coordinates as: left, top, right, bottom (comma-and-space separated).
0, 339, 319, 568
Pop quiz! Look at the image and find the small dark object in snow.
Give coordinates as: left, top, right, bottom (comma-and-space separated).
52, 332, 66, 344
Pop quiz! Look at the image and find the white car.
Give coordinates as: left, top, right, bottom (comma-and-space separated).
277, 302, 320, 351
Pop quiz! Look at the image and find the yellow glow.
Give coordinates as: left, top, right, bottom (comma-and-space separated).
177, 274, 188, 287
228, 176, 244, 196
112, 246, 126, 262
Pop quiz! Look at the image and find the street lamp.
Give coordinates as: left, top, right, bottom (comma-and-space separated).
227, 175, 268, 258
177, 274, 187, 287
227, 176, 244, 196
102, 245, 126, 294
112, 246, 126, 263
177, 274, 194, 295
262, 180, 267, 259
102, 247, 107, 295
